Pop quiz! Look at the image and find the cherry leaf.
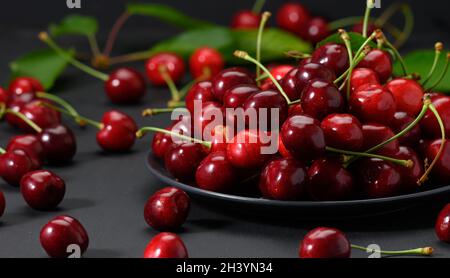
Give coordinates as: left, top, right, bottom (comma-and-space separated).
50, 14, 98, 37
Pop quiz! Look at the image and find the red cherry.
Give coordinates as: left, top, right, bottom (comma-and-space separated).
350, 68, 380, 92
231, 10, 261, 29
192, 101, 224, 140
0, 191, 5, 218
299, 227, 351, 258
145, 52, 185, 86
152, 125, 177, 160
261, 65, 294, 91
144, 187, 190, 231
223, 84, 260, 109
40, 215, 89, 258
300, 80, 345, 120
278, 135, 293, 158
101, 110, 137, 133
38, 124, 77, 165
435, 204, 450, 243
362, 123, 400, 156
20, 170, 65, 211
390, 112, 422, 147
311, 43, 349, 75
386, 78, 424, 116
96, 124, 136, 152
0, 149, 39, 186
165, 143, 206, 182
189, 47, 224, 80
243, 90, 289, 130
185, 81, 215, 113
393, 147, 423, 192
16, 100, 61, 132
259, 157, 307, 200
196, 151, 239, 193
276, 3, 310, 35
0, 87, 8, 105
420, 96, 450, 138
8, 77, 44, 98
349, 84, 396, 125
280, 67, 301, 101
4, 92, 36, 127
295, 63, 336, 94
424, 139, 450, 183
301, 17, 330, 44
6, 134, 45, 167
143, 232, 188, 258
358, 49, 392, 84
288, 103, 304, 117
212, 67, 256, 102
105, 68, 146, 104
321, 114, 364, 151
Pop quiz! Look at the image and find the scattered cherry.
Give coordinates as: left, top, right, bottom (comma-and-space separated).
0, 149, 39, 186
189, 47, 224, 80
97, 124, 136, 152
143, 232, 188, 258
6, 134, 45, 167
38, 124, 77, 164
321, 114, 364, 151
300, 80, 345, 120
276, 3, 310, 35
146, 52, 185, 86
105, 67, 147, 104
196, 151, 239, 193
299, 227, 351, 258
15, 100, 61, 133
386, 78, 424, 116
8, 77, 44, 98
311, 43, 349, 75
231, 10, 261, 29
101, 110, 137, 133
165, 143, 206, 182
301, 17, 330, 44
436, 204, 450, 243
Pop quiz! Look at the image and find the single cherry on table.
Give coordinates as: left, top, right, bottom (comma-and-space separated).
436, 204, 450, 243
144, 232, 188, 258
299, 227, 351, 258
38, 124, 77, 165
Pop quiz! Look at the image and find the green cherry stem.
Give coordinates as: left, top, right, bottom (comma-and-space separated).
351, 244, 433, 257
339, 29, 354, 99
256, 12, 271, 84
252, 0, 266, 14
41, 102, 102, 130
326, 147, 413, 168
39, 32, 109, 81
159, 65, 181, 102
422, 42, 444, 87
378, 31, 408, 75
136, 127, 212, 148
362, 0, 375, 37
0, 147, 6, 155
36, 92, 85, 126
426, 53, 450, 92
142, 107, 187, 117
5, 109, 42, 133
334, 50, 369, 85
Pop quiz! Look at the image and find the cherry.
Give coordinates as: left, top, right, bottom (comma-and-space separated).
6, 134, 45, 167
349, 84, 396, 125
144, 187, 190, 231
15, 100, 61, 132
259, 157, 307, 200
196, 151, 239, 193
151, 121, 192, 160
192, 101, 224, 140
4, 92, 36, 128
424, 139, 450, 183
189, 47, 224, 80
0, 87, 8, 105
350, 67, 380, 92
420, 95, 450, 138
260, 65, 294, 91
101, 110, 138, 133
243, 90, 289, 130
146, 52, 185, 86
0, 191, 4, 219
278, 135, 293, 158
276, 3, 310, 35
300, 80, 345, 120
390, 112, 422, 147
321, 114, 364, 151
231, 10, 261, 29
0, 149, 39, 186
280, 67, 301, 101
38, 124, 77, 165
20, 170, 65, 211
96, 124, 136, 152
185, 81, 215, 113
393, 147, 423, 192
281, 115, 326, 161
311, 43, 349, 75
165, 143, 206, 182
105, 67, 147, 104
386, 78, 424, 116
358, 49, 392, 83
8, 77, 44, 98
354, 158, 402, 198
435, 204, 450, 243
361, 123, 400, 156
308, 158, 354, 201
299, 227, 351, 258
295, 63, 336, 94
301, 17, 330, 44
143, 232, 188, 258
40, 215, 89, 258
211, 67, 256, 102
223, 84, 260, 109
288, 103, 304, 117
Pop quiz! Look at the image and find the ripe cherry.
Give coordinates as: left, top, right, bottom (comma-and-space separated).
393, 147, 423, 192
362, 124, 400, 156
321, 114, 364, 151
105, 67, 147, 104
390, 112, 422, 147
300, 80, 345, 120
38, 124, 77, 165
280, 67, 301, 101
386, 78, 424, 116
20, 170, 65, 211
8, 77, 44, 98
349, 84, 396, 125
40, 215, 89, 258
0, 87, 8, 104
0, 149, 39, 186
146, 52, 185, 86
223, 84, 260, 109
0, 191, 4, 219
143, 232, 188, 258
259, 157, 307, 200
97, 124, 136, 152
295, 63, 336, 93
281, 115, 326, 161
424, 139, 450, 183
152, 125, 177, 160
212, 67, 256, 102
196, 151, 239, 193
311, 43, 349, 75
15, 100, 61, 133
261, 65, 294, 91
243, 90, 289, 130
101, 110, 137, 133
350, 67, 380, 92
231, 10, 261, 29
420, 95, 450, 138
192, 101, 224, 140
185, 81, 215, 113
288, 103, 304, 117
358, 49, 392, 83
435, 204, 450, 243
276, 3, 310, 35
301, 17, 330, 44
299, 227, 351, 258
144, 187, 190, 231
6, 134, 45, 167
189, 47, 224, 80
165, 143, 206, 182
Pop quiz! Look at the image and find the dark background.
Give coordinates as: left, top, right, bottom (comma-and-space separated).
1, 0, 450, 258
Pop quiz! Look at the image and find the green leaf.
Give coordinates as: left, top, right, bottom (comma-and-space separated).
393, 49, 450, 92
317, 32, 376, 52
50, 14, 98, 37
10, 48, 75, 90
127, 3, 215, 30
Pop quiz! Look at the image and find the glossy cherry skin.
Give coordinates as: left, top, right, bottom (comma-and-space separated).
0, 191, 5, 218
185, 81, 215, 113
189, 47, 224, 80
349, 84, 396, 125
0, 87, 8, 104
424, 139, 450, 183
20, 170, 65, 211
386, 78, 424, 116
0, 150, 39, 186
96, 124, 136, 152
321, 114, 364, 151
276, 3, 310, 35
299, 227, 351, 258
145, 52, 185, 86
40, 215, 89, 258
361, 124, 399, 156
165, 143, 206, 182
192, 101, 224, 140
354, 158, 402, 198
259, 157, 307, 200
393, 146, 423, 192
280, 67, 301, 101
295, 63, 336, 93
212, 67, 255, 102
38, 124, 77, 165
311, 43, 349, 75
101, 110, 137, 133
6, 134, 45, 167
420, 95, 450, 138
231, 10, 261, 29
105, 67, 146, 104
390, 112, 422, 147
143, 232, 188, 258
260, 65, 294, 91
8, 77, 44, 98
300, 80, 345, 120
288, 103, 304, 117
152, 125, 177, 160
16, 100, 61, 132
301, 17, 330, 44
144, 187, 190, 231
196, 151, 239, 193
350, 67, 380, 92
223, 84, 260, 109
435, 204, 450, 243
281, 115, 326, 161
358, 49, 392, 83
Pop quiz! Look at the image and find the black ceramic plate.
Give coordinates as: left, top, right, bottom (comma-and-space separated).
146, 152, 450, 219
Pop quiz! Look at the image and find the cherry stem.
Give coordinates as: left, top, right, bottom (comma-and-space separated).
142, 107, 186, 117
334, 50, 369, 85
88, 34, 101, 58
167, 100, 186, 109
363, 0, 375, 37
422, 42, 444, 87
234, 50, 292, 105
351, 244, 433, 257
103, 12, 131, 57
326, 147, 413, 168
426, 53, 450, 92
339, 29, 354, 99
39, 32, 109, 82
5, 109, 42, 133
36, 92, 85, 126
256, 12, 271, 85
159, 65, 181, 102
252, 0, 266, 14
41, 102, 102, 130
0, 147, 5, 155
378, 31, 408, 75
136, 127, 212, 148
418, 103, 447, 185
